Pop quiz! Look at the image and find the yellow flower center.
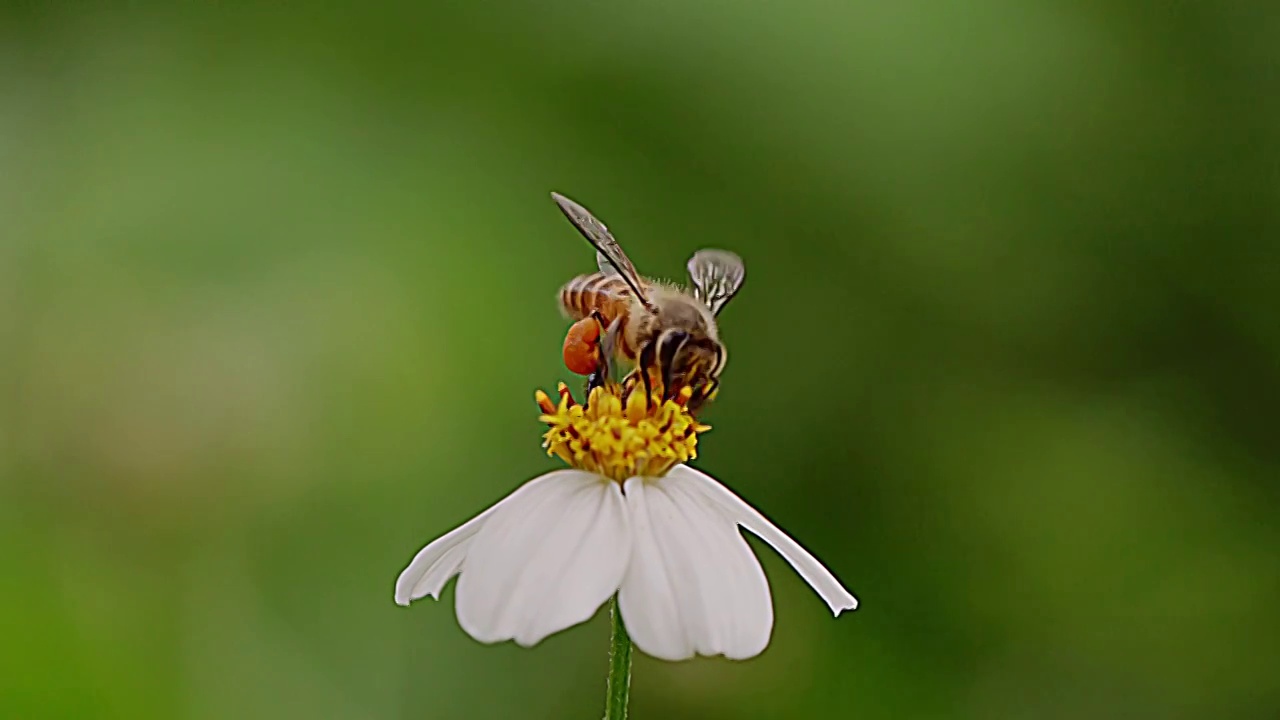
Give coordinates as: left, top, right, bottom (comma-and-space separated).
535, 382, 710, 483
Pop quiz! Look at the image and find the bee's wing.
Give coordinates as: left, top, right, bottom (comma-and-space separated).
594, 252, 622, 278
688, 249, 745, 316
551, 192, 653, 308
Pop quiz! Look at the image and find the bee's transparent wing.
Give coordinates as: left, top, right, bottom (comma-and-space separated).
595, 252, 619, 277
551, 192, 653, 308
688, 249, 745, 316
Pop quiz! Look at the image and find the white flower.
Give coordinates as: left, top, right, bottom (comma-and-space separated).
393, 384, 857, 661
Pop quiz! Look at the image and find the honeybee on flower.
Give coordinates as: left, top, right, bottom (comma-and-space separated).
393, 191, 856, 669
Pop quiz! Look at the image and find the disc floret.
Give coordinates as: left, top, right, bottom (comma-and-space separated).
536, 383, 710, 483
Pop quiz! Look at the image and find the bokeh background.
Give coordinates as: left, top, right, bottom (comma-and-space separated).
2, 2, 1277, 718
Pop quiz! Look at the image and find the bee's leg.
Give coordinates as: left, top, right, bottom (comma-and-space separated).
636, 341, 658, 409
688, 378, 717, 414
658, 330, 688, 403
585, 312, 616, 398
599, 316, 622, 378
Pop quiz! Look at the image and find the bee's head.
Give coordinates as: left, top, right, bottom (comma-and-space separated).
657, 329, 725, 415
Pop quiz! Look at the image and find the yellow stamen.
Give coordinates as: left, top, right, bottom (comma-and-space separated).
536, 382, 710, 483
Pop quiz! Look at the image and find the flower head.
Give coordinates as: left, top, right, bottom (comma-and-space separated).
394, 382, 856, 661
537, 382, 708, 482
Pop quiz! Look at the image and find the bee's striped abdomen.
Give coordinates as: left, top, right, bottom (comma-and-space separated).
558, 273, 632, 325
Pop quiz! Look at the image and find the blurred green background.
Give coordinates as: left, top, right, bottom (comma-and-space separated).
2, 2, 1277, 718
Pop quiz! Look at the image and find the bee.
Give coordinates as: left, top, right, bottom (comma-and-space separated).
551, 191, 746, 414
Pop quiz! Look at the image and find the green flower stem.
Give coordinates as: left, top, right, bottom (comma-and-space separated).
603, 595, 633, 720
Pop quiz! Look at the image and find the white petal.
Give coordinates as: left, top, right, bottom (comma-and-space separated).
673, 464, 859, 614
619, 475, 773, 661
395, 500, 500, 606
455, 469, 630, 647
